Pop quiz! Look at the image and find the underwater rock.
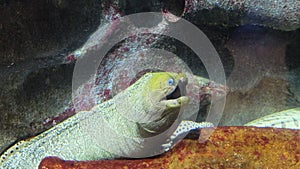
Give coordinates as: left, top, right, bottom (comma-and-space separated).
182, 0, 300, 31
0, 0, 104, 153
221, 77, 290, 126
219, 27, 298, 126
0, 0, 102, 64
38, 126, 300, 169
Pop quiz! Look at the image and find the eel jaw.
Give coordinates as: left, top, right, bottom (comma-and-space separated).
166, 77, 187, 100
138, 75, 189, 137
162, 76, 189, 109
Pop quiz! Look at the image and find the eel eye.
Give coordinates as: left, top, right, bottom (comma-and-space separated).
168, 78, 175, 86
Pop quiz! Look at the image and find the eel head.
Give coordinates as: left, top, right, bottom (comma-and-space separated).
137, 72, 189, 137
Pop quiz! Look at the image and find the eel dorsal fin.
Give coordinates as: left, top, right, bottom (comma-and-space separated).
0, 140, 27, 163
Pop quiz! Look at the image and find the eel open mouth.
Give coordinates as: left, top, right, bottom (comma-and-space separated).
138, 77, 188, 137
166, 78, 187, 100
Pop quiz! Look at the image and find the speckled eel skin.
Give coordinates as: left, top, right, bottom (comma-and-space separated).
0, 72, 213, 169
245, 108, 300, 129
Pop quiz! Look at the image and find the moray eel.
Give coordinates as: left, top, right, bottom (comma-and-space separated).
0, 72, 213, 169
244, 108, 300, 129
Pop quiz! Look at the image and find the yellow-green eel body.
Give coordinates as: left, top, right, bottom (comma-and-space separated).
244, 108, 300, 129
0, 72, 213, 169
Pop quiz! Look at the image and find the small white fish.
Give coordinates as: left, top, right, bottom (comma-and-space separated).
244, 108, 300, 129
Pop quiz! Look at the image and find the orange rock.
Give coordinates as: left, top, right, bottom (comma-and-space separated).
39, 126, 300, 169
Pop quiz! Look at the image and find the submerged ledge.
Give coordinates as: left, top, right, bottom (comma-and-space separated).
39, 126, 299, 169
